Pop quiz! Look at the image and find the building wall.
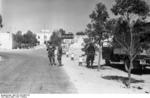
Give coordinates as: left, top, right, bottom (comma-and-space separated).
36, 32, 52, 45
0, 33, 13, 49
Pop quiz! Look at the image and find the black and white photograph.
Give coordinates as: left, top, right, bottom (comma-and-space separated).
0, 0, 150, 96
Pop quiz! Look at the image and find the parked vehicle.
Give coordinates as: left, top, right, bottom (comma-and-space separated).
102, 46, 150, 71
102, 22, 150, 72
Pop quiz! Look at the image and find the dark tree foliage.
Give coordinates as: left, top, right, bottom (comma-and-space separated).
58, 28, 66, 35
111, 0, 150, 87
50, 31, 61, 46
111, 0, 150, 16
76, 31, 85, 36
50, 29, 66, 46
23, 30, 38, 45
13, 30, 38, 48
13, 31, 23, 44
89, 2, 109, 43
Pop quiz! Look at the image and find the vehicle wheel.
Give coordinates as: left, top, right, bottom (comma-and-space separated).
134, 61, 142, 74
105, 60, 110, 66
138, 65, 143, 75
133, 61, 141, 69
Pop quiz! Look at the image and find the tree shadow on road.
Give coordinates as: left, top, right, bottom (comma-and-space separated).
102, 75, 144, 87
105, 64, 150, 75
83, 63, 150, 75
102, 75, 144, 83
87, 65, 112, 70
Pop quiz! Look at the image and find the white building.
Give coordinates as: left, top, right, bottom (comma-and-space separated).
0, 32, 13, 49
73, 34, 88, 48
36, 30, 52, 45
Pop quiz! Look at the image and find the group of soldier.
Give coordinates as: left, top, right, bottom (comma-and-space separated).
46, 41, 62, 66
46, 40, 96, 68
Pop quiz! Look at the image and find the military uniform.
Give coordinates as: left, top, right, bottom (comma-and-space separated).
57, 46, 63, 66
85, 43, 95, 68
47, 44, 56, 66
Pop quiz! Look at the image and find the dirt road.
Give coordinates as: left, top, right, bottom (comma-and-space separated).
0, 48, 77, 94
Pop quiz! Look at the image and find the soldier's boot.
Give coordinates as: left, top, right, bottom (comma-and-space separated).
58, 60, 61, 66
86, 56, 90, 68
91, 60, 94, 69
86, 60, 90, 68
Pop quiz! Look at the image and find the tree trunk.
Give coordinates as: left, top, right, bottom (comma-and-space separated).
127, 16, 133, 88
98, 45, 102, 71
127, 59, 133, 88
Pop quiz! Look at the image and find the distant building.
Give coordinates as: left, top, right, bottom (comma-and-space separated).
0, 32, 13, 49
62, 33, 75, 45
72, 34, 88, 48
75, 34, 87, 43
36, 30, 52, 45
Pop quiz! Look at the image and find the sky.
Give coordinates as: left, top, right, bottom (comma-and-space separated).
0, 0, 149, 34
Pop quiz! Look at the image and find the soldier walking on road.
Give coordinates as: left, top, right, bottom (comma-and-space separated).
46, 42, 56, 66
57, 45, 63, 66
85, 42, 96, 68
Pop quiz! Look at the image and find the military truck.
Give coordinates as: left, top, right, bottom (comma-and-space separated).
102, 22, 150, 72
102, 46, 150, 71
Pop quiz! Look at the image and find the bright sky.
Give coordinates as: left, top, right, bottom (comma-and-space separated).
1, 0, 150, 33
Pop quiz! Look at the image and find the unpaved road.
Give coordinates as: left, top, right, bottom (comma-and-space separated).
0, 48, 77, 94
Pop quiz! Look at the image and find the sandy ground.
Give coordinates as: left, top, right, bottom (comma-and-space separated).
0, 46, 77, 93
0, 44, 150, 94
62, 46, 150, 94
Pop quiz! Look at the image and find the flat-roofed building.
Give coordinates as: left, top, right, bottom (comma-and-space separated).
0, 32, 13, 49
36, 30, 52, 45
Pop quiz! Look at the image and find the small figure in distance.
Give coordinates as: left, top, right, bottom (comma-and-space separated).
78, 55, 84, 66
66, 51, 69, 57
71, 53, 74, 61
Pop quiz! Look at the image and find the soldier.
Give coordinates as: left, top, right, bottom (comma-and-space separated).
46, 42, 52, 65
47, 42, 55, 66
85, 42, 95, 68
51, 45, 56, 65
57, 45, 63, 66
